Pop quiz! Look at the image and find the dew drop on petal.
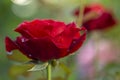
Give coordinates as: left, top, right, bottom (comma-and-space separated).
67, 49, 70, 52
21, 38, 25, 42
73, 41, 76, 44
29, 54, 32, 57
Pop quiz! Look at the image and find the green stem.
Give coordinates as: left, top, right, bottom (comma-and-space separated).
47, 63, 51, 80
76, 0, 85, 27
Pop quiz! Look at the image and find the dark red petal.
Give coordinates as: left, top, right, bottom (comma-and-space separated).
15, 19, 66, 38
52, 22, 80, 48
49, 21, 66, 37
89, 4, 104, 14
68, 27, 86, 53
74, 4, 116, 31
15, 20, 48, 38
74, 6, 92, 16
15, 37, 68, 62
5, 37, 18, 52
73, 4, 104, 16
97, 12, 116, 29
84, 12, 116, 31
15, 22, 34, 38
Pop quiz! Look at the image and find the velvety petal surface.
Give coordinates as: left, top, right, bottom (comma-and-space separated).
84, 12, 116, 31
52, 22, 80, 48
15, 37, 68, 61
5, 37, 18, 52
68, 27, 86, 53
5, 19, 86, 62
15, 19, 66, 38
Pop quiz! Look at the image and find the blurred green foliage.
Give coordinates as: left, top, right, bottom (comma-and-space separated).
0, 0, 120, 80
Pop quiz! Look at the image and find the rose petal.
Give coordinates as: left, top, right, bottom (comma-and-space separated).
68, 27, 86, 53
6, 19, 86, 62
5, 37, 18, 52
84, 12, 116, 31
15, 37, 68, 62
52, 22, 80, 48
15, 19, 66, 38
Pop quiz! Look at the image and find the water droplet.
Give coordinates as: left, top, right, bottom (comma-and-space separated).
21, 38, 25, 42
73, 41, 76, 44
67, 49, 70, 52
29, 54, 32, 57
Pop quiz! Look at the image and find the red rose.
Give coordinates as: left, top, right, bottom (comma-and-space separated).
5, 19, 86, 62
74, 4, 116, 31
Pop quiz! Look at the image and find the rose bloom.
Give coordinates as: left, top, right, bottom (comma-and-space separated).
5, 19, 86, 62
74, 4, 116, 31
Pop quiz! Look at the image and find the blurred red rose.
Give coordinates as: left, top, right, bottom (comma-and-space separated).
74, 4, 116, 31
5, 19, 86, 62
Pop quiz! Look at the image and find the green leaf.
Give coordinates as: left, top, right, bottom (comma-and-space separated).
59, 62, 71, 76
28, 62, 48, 71
7, 50, 32, 63
9, 64, 34, 80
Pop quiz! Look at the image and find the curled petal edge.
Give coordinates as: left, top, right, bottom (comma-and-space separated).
68, 27, 87, 53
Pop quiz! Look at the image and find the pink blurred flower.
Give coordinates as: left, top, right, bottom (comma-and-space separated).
76, 38, 119, 79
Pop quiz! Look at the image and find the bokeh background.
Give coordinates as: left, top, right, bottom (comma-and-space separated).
0, 0, 120, 80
